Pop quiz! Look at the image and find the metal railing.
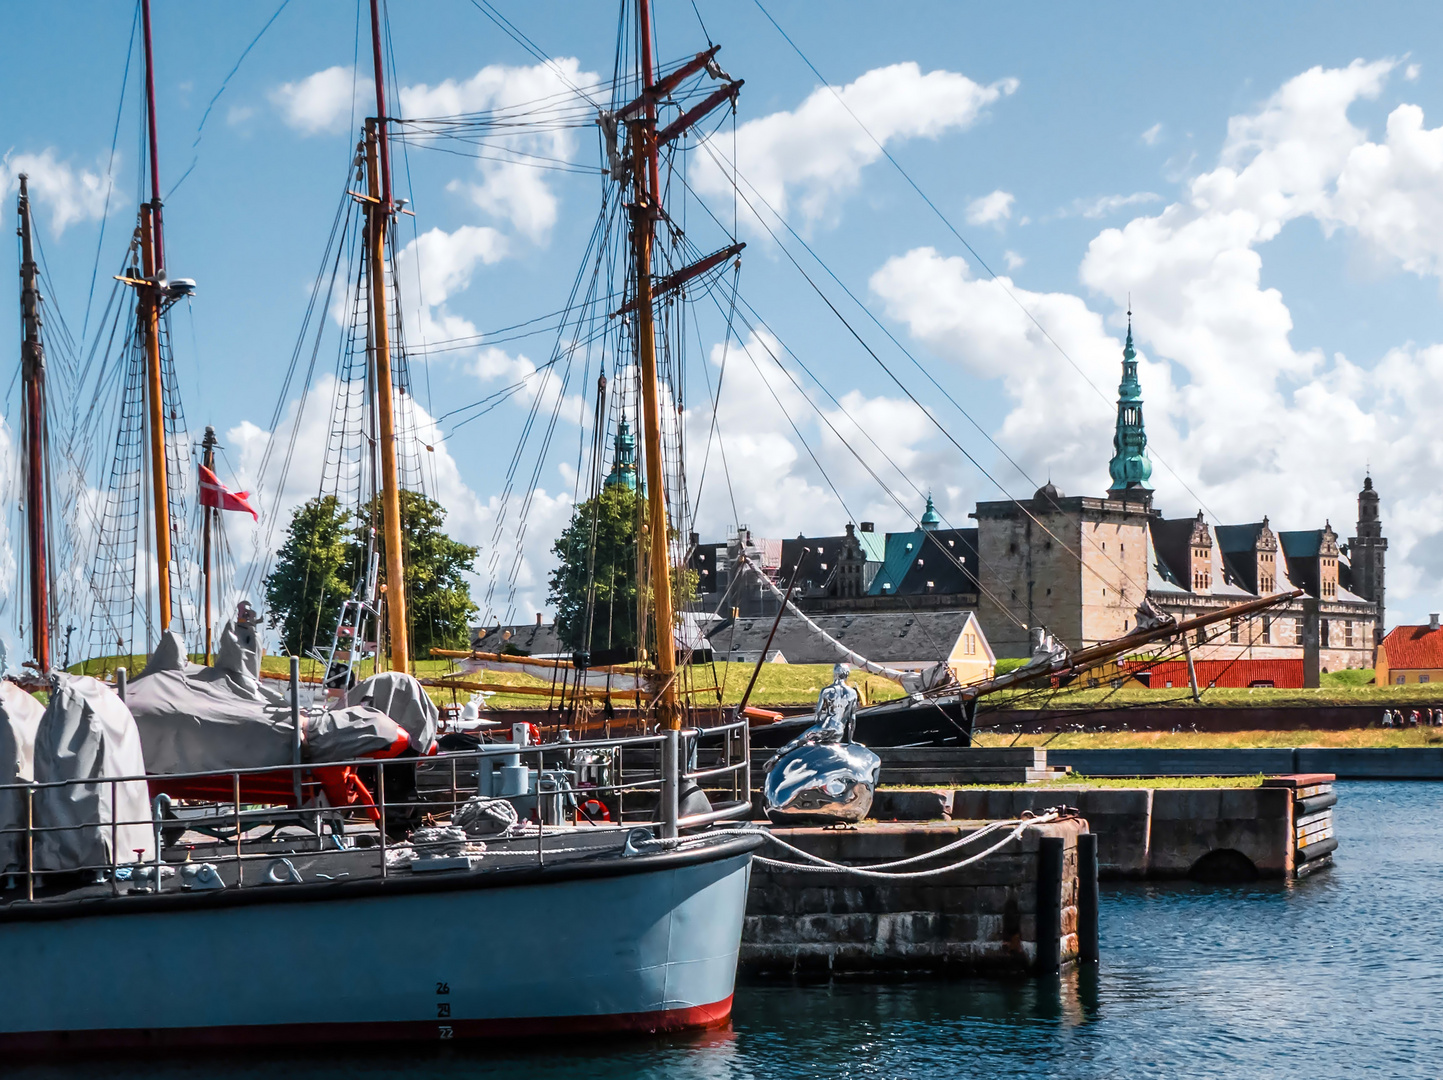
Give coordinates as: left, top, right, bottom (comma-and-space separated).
0, 717, 751, 905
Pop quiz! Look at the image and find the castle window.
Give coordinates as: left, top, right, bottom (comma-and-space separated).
1345, 621, 1354, 647
1295, 617, 1304, 642
1321, 620, 1331, 647
1262, 616, 1271, 644
1230, 619, 1240, 644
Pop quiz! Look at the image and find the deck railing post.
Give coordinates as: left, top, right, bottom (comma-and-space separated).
378, 762, 388, 879
660, 729, 679, 840
115, 666, 126, 703
26, 785, 35, 902
233, 772, 243, 887
110, 779, 119, 895
290, 656, 302, 809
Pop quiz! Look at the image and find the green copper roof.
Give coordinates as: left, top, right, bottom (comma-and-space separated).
920, 493, 941, 530
604, 417, 639, 491
1108, 315, 1153, 493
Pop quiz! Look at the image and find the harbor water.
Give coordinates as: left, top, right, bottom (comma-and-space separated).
14, 781, 1441, 1079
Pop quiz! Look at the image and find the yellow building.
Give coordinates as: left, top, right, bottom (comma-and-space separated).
1375, 617, 1443, 685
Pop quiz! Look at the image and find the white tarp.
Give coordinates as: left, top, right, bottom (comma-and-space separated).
33, 675, 152, 870
346, 673, 438, 754
129, 626, 296, 775
0, 682, 46, 873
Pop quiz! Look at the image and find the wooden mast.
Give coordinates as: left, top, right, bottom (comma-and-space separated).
139, 0, 172, 631
17, 176, 50, 673
632, 0, 679, 730
366, 0, 409, 673
201, 425, 216, 664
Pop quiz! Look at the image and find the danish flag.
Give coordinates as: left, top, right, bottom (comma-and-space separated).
199, 464, 259, 521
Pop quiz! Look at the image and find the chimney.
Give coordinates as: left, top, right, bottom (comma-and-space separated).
536, 612, 543, 627
860, 521, 875, 533
1431, 613, 1440, 632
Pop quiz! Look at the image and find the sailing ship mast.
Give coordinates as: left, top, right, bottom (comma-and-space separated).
17, 177, 50, 674
201, 425, 216, 663
139, 0, 173, 633
364, 0, 409, 674
626, 0, 743, 729
631, 0, 678, 730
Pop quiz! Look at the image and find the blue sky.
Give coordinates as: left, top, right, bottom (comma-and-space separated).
4, 1, 1443, 657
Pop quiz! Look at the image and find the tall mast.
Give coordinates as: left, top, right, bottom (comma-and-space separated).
632, 0, 679, 729
201, 425, 216, 664
17, 176, 50, 673
366, 0, 409, 672
139, 0, 172, 631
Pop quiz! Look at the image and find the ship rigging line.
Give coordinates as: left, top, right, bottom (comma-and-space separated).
672, 158, 1152, 615
750, 0, 1221, 529
82, 4, 138, 345
680, 144, 1154, 609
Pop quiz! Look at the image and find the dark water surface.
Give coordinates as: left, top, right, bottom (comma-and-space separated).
18, 781, 1443, 1079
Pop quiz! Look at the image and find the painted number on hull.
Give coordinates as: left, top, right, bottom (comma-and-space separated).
437, 980, 452, 1039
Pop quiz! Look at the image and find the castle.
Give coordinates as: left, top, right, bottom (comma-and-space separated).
693, 318, 1384, 672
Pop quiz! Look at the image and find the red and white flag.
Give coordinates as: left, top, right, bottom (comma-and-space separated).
199, 464, 259, 521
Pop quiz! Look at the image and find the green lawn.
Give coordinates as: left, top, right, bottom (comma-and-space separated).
946, 773, 1270, 789
973, 727, 1443, 749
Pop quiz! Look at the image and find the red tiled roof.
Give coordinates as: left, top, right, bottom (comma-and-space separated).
1381, 625, 1443, 670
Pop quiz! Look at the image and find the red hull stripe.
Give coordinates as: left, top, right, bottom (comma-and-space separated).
0, 996, 734, 1053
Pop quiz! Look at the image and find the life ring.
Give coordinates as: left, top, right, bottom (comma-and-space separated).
578, 797, 610, 824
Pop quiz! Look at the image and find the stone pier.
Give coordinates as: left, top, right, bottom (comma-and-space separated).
741, 818, 1088, 977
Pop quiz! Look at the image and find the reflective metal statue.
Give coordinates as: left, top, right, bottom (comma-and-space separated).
762, 663, 880, 823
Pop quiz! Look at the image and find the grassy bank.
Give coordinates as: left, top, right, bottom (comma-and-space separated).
972, 728, 1443, 749
65, 654, 1439, 713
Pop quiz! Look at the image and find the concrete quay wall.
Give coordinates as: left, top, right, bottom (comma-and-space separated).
949, 786, 1295, 879
741, 819, 1087, 977
1047, 747, 1443, 779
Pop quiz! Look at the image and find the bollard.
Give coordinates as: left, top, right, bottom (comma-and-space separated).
115, 666, 127, 703
1078, 832, 1100, 964
1036, 834, 1064, 974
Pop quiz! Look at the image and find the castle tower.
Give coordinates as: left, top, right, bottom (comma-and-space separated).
920, 493, 941, 531
1348, 474, 1387, 640
1108, 313, 1153, 500
604, 417, 639, 492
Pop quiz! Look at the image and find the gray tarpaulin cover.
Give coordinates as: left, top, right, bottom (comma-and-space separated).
305, 706, 408, 761
129, 625, 296, 775
0, 682, 46, 872
347, 672, 437, 754
32, 675, 152, 869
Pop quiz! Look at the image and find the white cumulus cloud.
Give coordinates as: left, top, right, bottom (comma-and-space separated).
3, 149, 114, 233
270, 65, 359, 136
966, 189, 1014, 226
694, 63, 1017, 230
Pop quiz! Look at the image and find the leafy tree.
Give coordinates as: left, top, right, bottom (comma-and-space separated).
264, 491, 478, 657
548, 485, 698, 657
263, 496, 362, 656
382, 489, 480, 653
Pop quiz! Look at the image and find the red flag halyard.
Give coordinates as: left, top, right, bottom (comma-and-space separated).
199, 464, 259, 521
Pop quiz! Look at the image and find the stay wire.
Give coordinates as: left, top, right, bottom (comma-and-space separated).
750, 0, 1220, 528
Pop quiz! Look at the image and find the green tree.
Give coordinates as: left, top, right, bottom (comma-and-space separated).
265, 491, 478, 657
382, 489, 480, 653
550, 485, 643, 654
263, 496, 361, 656
548, 486, 698, 657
